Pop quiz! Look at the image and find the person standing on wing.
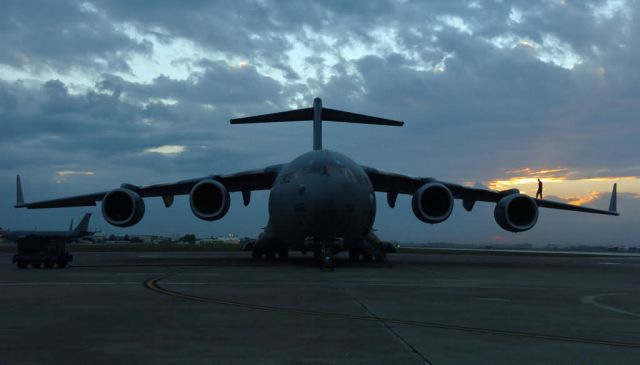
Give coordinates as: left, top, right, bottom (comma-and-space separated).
536, 178, 543, 199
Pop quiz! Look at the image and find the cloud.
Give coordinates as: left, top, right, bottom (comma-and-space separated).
143, 145, 186, 156
0, 1, 638, 245
0, 1, 151, 74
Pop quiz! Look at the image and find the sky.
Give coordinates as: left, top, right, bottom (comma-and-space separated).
0, 0, 638, 246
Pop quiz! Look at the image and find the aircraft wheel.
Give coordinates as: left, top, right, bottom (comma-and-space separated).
57, 260, 68, 268
362, 254, 373, 263
44, 260, 54, 269
17, 260, 28, 269
266, 252, 276, 260
31, 261, 43, 269
321, 254, 335, 271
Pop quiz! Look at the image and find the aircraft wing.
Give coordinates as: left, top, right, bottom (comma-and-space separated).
15, 164, 285, 209
362, 166, 618, 216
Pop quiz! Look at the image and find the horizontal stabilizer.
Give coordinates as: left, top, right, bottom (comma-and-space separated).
323, 108, 403, 126
231, 106, 403, 126
230, 108, 313, 124
230, 98, 403, 150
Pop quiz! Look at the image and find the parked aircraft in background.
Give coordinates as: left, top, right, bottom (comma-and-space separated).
14, 98, 618, 269
3, 207, 92, 268
2, 213, 92, 244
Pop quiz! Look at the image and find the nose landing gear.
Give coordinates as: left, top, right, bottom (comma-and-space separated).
320, 241, 335, 271
312, 238, 343, 271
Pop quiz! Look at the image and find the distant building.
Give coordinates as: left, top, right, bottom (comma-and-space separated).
135, 235, 162, 243
196, 238, 220, 245
215, 234, 240, 244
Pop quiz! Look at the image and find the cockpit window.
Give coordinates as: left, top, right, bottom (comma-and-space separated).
279, 159, 358, 183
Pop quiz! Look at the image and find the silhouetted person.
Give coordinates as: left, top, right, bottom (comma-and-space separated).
536, 178, 543, 199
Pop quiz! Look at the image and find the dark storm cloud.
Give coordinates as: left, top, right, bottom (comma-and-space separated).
1, 1, 637, 243
99, 60, 284, 106
0, 0, 151, 73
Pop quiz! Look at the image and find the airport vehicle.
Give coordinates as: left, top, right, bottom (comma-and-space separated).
4, 210, 92, 269
14, 98, 618, 269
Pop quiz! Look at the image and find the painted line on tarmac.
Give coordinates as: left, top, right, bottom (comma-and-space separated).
0, 282, 141, 286
581, 293, 640, 318
143, 274, 640, 349
0, 281, 206, 286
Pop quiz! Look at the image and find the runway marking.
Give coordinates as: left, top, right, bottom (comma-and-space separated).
0, 281, 206, 286
409, 265, 471, 280
581, 293, 640, 318
0, 282, 141, 286
117, 272, 166, 275
474, 297, 511, 303
143, 274, 640, 349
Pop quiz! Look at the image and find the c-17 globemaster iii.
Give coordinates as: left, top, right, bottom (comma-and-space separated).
15, 98, 618, 269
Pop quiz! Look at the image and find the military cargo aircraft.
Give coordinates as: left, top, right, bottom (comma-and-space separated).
15, 98, 618, 269
3, 196, 92, 269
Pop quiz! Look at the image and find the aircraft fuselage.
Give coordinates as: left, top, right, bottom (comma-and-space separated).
268, 150, 376, 251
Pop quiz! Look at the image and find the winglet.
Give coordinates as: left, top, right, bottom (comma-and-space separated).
16, 175, 24, 206
608, 183, 617, 213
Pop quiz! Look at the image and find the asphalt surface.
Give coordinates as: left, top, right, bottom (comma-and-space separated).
1, 251, 639, 365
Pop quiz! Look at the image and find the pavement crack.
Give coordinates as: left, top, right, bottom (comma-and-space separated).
351, 296, 435, 365
143, 275, 640, 349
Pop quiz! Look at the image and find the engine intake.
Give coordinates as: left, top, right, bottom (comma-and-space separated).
494, 194, 538, 232
189, 179, 230, 221
101, 188, 145, 227
412, 183, 453, 224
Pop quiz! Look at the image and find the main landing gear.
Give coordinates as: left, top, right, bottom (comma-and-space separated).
252, 246, 288, 261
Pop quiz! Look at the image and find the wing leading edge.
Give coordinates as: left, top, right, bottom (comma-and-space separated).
15, 164, 285, 209
362, 166, 619, 216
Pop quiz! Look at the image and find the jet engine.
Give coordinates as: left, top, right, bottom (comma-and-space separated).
412, 183, 454, 224
494, 194, 538, 232
101, 188, 145, 227
189, 179, 230, 221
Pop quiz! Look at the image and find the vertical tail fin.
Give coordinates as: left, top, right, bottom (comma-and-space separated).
313, 97, 322, 150
74, 213, 92, 232
16, 175, 24, 206
608, 183, 617, 213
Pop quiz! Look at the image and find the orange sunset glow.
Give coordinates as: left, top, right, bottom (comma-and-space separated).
486, 167, 640, 206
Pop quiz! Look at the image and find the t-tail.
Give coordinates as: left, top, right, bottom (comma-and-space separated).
230, 97, 404, 150
74, 213, 92, 233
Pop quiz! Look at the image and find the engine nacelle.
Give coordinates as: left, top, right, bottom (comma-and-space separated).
412, 183, 454, 224
189, 179, 230, 221
494, 194, 538, 232
101, 188, 145, 227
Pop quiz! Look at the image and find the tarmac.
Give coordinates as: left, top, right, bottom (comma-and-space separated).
1, 250, 639, 365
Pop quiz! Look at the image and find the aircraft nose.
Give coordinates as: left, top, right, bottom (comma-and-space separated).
301, 180, 359, 237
